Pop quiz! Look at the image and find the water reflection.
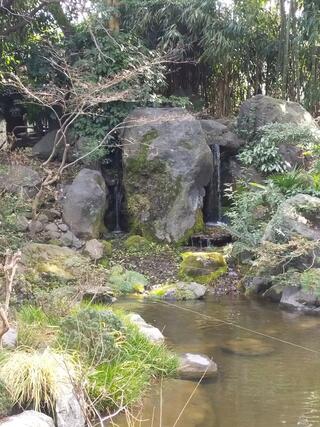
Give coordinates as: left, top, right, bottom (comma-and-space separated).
115, 296, 320, 427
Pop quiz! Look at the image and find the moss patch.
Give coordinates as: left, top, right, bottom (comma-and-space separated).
179, 251, 227, 284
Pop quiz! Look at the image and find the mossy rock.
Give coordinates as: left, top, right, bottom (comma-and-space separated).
20, 243, 89, 284
102, 241, 113, 256
108, 265, 149, 295
179, 252, 227, 284
124, 235, 150, 251
149, 282, 206, 301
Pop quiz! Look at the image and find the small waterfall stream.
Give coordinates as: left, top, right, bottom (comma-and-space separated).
204, 143, 222, 224
113, 181, 123, 233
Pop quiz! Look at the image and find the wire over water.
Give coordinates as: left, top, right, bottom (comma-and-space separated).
158, 300, 320, 355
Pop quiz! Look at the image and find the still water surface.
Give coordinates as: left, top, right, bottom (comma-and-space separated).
116, 296, 320, 427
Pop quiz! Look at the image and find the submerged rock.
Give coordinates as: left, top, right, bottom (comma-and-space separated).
263, 194, 320, 244
62, 168, 108, 239
179, 251, 227, 284
149, 282, 207, 301
127, 313, 165, 344
177, 353, 218, 380
0, 411, 54, 426
237, 95, 317, 140
221, 338, 274, 356
122, 107, 213, 243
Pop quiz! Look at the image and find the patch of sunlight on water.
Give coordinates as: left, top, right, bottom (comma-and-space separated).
114, 296, 320, 427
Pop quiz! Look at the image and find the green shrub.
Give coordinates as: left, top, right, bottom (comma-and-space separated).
59, 308, 125, 364
238, 123, 320, 174
108, 265, 149, 294
88, 322, 178, 410
226, 181, 283, 246
0, 193, 29, 253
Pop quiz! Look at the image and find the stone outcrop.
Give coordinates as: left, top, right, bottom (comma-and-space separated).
200, 119, 244, 152
237, 95, 318, 140
62, 169, 108, 239
263, 194, 320, 243
0, 165, 41, 197
122, 108, 213, 243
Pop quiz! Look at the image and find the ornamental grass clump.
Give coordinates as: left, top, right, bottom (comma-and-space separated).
0, 349, 78, 414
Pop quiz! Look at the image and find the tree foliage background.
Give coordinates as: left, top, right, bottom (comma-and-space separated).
0, 0, 319, 139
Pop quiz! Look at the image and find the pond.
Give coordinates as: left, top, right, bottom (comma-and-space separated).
115, 296, 320, 427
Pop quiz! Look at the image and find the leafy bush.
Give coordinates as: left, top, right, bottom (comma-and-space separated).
59, 308, 125, 364
238, 123, 320, 174
226, 181, 283, 246
108, 265, 149, 294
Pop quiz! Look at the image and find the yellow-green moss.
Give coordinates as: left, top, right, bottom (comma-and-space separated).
124, 235, 151, 250
179, 251, 227, 284
102, 241, 112, 256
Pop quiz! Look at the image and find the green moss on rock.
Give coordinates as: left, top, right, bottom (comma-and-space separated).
179, 251, 227, 284
124, 235, 150, 250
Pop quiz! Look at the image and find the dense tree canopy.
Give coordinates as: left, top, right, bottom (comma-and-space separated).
0, 0, 319, 142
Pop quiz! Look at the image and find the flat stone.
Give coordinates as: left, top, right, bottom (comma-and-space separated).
177, 353, 218, 380
221, 338, 274, 356
128, 313, 165, 344
0, 410, 54, 426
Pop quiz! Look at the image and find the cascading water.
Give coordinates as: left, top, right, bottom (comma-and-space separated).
113, 181, 123, 233
204, 143, 222, 225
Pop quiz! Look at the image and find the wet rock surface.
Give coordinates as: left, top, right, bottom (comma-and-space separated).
221, 338, 274, 356
177, 353, 218, 380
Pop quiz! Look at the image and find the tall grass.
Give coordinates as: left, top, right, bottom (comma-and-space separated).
88, 321, 178, 412
0, 349, 79, 414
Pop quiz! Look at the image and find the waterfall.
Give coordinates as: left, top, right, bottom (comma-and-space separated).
204, 144, 222, 225
113, 181, 123, 233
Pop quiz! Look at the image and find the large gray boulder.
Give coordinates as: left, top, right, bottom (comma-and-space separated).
0, 411, 54, 427
200, 119, 244, 152
0, 165, 41, 197
62, 169, 108, 239
237, 95, 317, 140
55, 372, 85, 427
122, 108, 213, 243
263, 194, 320, 243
